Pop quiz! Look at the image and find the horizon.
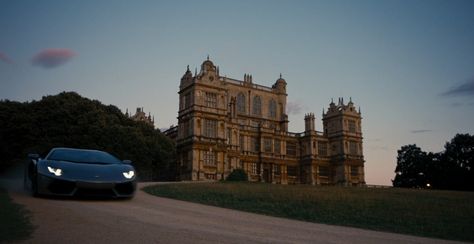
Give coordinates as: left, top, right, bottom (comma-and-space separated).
1, 0, 473, 185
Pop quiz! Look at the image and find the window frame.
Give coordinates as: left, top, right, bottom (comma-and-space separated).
237, 92, 246, 114
205, 92, 217, 108
252, 95, 262, 116
204, 119, 217, 138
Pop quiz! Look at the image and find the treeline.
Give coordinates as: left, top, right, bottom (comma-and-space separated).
0, 91, 176, 181
393, 134, 473, 191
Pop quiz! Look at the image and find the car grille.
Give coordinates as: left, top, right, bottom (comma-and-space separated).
115, 182, 135, 195
75, 188, 116, 197
48, 179, 76, 195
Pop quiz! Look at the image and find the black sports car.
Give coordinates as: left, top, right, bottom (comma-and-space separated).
24, 147, 136, 198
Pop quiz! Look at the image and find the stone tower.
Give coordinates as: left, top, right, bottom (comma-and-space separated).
177, 58, 227, 180
304, 113, 315, 132
322, 97, 365, 185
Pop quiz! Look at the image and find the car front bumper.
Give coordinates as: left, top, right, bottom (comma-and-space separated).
37, 173, 136, 198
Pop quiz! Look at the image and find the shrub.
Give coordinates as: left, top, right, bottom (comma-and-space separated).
226, 169, 248, 181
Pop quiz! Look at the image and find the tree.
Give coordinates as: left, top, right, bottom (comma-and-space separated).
393, 144, 433, 188
440, 134, 474, 190
0, 92, 176, 181
393, 134, 474, 191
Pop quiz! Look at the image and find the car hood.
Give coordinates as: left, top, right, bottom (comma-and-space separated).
38, 160, 135, 182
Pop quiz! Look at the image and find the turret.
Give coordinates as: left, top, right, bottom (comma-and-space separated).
323, 97, 361, 136
273, 73, 287, 94
200, 56, 217, 75
304, 113, 315, 132
180, 65, 194, 88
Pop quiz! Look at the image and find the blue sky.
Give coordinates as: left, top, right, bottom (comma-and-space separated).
1, 0, 473, 185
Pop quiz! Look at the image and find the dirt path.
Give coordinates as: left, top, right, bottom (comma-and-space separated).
0, 169, 463, 244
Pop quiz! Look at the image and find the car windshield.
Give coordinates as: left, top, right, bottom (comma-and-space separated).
47, 149, 122, 164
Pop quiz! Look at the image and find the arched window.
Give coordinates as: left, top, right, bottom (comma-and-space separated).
237, 93, 246, 114
269, 99, 277, 118
253, 95, 261, 116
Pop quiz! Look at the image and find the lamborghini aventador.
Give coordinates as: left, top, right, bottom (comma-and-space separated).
24, 147, 136, 198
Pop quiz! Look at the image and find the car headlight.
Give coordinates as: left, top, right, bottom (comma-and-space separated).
123, 170, 135, 179
47, 166, 62, 176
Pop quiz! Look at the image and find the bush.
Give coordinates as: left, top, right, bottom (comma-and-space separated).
226, 169, 248, 181
0, 92, 176, 180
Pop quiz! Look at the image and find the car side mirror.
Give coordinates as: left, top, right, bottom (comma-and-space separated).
123, 160, 132, 164
28, 153, 40, 160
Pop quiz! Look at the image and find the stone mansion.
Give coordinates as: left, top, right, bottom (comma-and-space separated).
172, 58, 365, 185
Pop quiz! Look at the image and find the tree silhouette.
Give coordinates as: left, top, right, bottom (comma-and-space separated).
0, 92, 176, 181
393, 134, 474, 191
393, 145, 433, 188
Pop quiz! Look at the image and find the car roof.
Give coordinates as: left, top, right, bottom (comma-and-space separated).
51, 147, 105, 153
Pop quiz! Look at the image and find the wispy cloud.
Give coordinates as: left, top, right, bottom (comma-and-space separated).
411, 129, 432, 134
0, 52, 13, 64
370, 145, 389, 151
32, 48, 76, 68
441, 78, 474, 97
367, 138, 382, 142
286, 100, 304, 115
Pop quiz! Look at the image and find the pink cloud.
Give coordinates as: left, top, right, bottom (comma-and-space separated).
32, 48, 76, 68
0, 52, 13, 64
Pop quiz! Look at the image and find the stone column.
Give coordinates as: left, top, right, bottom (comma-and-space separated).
282, 165, 288, 185
271, 163, 275, 184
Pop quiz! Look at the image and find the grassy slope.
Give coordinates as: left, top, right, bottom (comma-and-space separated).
0, 188, 34, 242
144, 182, 474, 242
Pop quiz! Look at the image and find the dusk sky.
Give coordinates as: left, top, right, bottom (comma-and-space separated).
1, 0, 473, 185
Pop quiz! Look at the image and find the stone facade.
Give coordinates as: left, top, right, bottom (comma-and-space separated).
175, 58, 365, 185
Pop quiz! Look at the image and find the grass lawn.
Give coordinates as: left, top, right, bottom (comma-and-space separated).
144, 182, 474, 242
0, 187, 34, 242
